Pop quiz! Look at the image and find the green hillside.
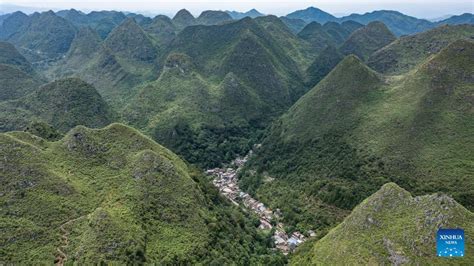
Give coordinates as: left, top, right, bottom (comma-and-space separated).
123, 53, 267, 167
48, 18, 159, 105
254, 15, 314, 68
0, 41, 34, 73
123, 18, 307, 167
57, 10, 127, 39
143, 15, 177, 48
305, 45, 344, 88
0, 123, 283, 264
0, 78, 115, 132
286, 7, 336, 24
297, 22, 335, 53
103, 18, 157, 62
368, 24, 474, 74
0, 11, 30, 39
0, 64, 41, 101
197, 10, 233, 25
242, 40, 474, 233
292, 183, 474, 265
172, 9, 196, 30
340, 21, 396, 60
339, 10, 434, 36
7, 11, 77, 60
280, 17, 307, 33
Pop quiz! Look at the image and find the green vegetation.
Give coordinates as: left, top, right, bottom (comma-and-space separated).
292, 183, 474, 265
286, 7, 336, 24
122, 18, 308, 167
340, 21, 396, 60
1, 7, 472, 264
339, 10, 434, 36
305, 45, 344, 87
0, 78, 115, 132
172, 9, 196, 30
368, 24, 474, 74
0, 11, 30, 39
197, 10, 233, 25
280, 17, 307, 34
242, 40, 474, 233
0, 123, 284, 264
7, 11, 77, 60
0, 41, 34, 73
0, 64, 41, 101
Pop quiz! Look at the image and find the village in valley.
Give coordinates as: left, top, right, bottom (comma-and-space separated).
206, 148, 315, 255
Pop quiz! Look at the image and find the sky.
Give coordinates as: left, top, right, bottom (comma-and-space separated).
1, 0, 473, 19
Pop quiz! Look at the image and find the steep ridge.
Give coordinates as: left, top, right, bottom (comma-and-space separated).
0, 41, 34, 73
227, 9, 264, 20
340, 21, 396, 60
297, 22, 335, 53
0, 64, 40, 101
254, 15, 315, 68
322, 21, 362, 46
0, 41, 41, 101
280, 17, 307, 33
286, 7, 336, 24
143, 15, 177, 48
0, 11, 30, 39
0, 78, 115, 132
339, 10, 434, 36
172, 9, 196, 30
292, 183, 474, 265
57, 10, 127, 39
126, 18, 309, 167
197, 10, 233, 25
438, 13, 474, 25
103, 18, 157, 62
7, 11, 77, 61
305, 45, 344, 88
243, 40, 474, 233
368, 24, 474, 74
0, 123, 283, 264
54, 18, 160, 104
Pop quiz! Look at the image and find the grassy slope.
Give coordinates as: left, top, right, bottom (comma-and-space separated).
0, 123, 283, 264
242, 40, 474, 233
0, 78, 115, 132
8, 11, 77, 59
0, 41, 34, 73
291, 183, 474, 265
340, 21, 396, 61
123, 18, 308, 167
48, 18, 159, 107
368, 24, 474, 74
0, 64, 41, 101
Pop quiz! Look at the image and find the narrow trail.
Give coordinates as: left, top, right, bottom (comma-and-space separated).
54, 215, 86, 266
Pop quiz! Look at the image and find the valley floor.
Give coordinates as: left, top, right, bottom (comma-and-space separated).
207, 149, 312, 255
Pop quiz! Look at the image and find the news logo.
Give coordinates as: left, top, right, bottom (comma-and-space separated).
437, 228, 464, 257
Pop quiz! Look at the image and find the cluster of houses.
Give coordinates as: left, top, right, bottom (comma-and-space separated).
207, 151, 309, 254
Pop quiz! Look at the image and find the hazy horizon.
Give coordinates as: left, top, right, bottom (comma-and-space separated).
1, 0, 473, 19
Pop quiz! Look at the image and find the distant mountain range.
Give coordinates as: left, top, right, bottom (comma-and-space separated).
286, 7, 474, 36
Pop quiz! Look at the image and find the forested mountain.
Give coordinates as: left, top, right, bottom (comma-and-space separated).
339, 21, 396, 60
0, 78, 115, 132
0, 123, 283, 264
286, 7, 337, 24
286, 7, 473, 36
242, 40, 474, 233
227, 9, 264, 19
292, 183, 474, 264
123, 17, 307, 167
368, 24, 474, 74
0, 5, 473, 264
